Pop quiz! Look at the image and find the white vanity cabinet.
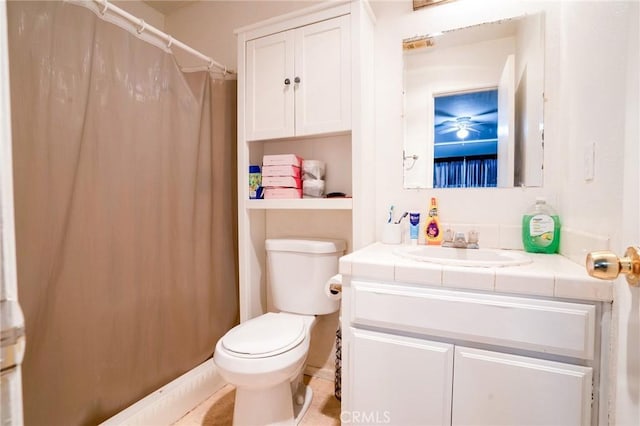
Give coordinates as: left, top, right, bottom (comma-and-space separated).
341, 272, 608, 426
246, 15, 350, 141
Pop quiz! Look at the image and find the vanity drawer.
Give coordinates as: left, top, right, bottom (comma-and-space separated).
350, 280, 596, 360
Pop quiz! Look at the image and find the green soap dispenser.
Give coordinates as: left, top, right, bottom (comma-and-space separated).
522, 197, 561, 254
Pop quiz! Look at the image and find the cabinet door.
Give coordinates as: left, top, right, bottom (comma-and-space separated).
452, 347, 593, 426
294, 15, 351, 136
349, 328, 453, 426
246, 30, 295, 140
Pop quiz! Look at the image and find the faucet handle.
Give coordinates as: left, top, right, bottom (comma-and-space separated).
467, 230, 480, 249
443, 228, 454, 243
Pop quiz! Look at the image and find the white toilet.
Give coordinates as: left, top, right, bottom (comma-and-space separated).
214, 238, 345, 426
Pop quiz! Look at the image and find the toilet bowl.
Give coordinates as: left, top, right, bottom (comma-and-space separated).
213, 238, 345, 426
214, 312, 314, 389
214, 313, 315, 426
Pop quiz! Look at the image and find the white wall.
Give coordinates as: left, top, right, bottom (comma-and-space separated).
165, 0, 321, 70
113, 0, 165, 30
554, 2, 639, 424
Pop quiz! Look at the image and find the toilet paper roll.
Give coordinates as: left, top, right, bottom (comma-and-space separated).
324, 274, 343, 301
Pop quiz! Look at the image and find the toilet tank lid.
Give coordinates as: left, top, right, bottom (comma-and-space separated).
265, 238, 346, 254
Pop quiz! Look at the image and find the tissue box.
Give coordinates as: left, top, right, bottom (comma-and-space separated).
264, 188, 302, 199
262, 176, 302, 188
262, 154, 303, 167
261, 165, 301, 178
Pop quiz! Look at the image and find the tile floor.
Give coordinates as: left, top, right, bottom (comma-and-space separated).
172, 375, 340, 426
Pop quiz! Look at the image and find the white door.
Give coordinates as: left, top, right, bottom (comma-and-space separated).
246, 30, 295, 140
294, 15, 351, 136
613, 11, 640, 420
497, 55, 515, 187
349, 328, 453, 426
452, 346, 592, 426
0, 3, 25, 424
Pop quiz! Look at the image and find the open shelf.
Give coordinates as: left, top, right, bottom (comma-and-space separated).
245, 198, 353, 210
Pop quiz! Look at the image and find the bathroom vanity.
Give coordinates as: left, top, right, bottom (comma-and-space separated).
339, 243, 614, 426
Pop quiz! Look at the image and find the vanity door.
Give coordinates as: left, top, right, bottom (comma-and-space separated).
350, 328, 453, 426
451, 346, 593, 426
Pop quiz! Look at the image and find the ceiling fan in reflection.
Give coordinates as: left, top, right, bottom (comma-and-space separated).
436, 117, 484, 139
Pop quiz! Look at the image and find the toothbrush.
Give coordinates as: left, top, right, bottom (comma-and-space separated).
394, 211, 408, 224
387, 205, 394, 223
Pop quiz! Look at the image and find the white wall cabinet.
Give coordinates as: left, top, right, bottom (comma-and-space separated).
246, 15, 351, 141
342, 280, 602, 426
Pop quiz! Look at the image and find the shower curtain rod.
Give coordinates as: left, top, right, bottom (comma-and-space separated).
71, 0, 233, 75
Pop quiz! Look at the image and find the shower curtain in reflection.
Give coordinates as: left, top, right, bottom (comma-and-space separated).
7, 2, 238, 425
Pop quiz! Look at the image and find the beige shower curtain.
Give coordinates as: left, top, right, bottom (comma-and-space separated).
7, 2, 238, 425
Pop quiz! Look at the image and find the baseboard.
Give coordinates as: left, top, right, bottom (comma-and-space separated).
100, 359, 225, 426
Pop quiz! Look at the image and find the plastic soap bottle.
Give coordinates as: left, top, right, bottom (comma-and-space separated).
425, 197, 442, 245
522, 197, 561, 253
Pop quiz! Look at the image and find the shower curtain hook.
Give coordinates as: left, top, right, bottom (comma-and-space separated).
136, 19, 146, 34
100, 0, 109, 16
166, 36, 174, 49
207, 59, 215, 71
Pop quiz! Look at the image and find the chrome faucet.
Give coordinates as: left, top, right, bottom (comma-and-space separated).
442, 228, 479, 249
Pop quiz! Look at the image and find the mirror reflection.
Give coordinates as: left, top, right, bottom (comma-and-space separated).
403, 13, 545, 189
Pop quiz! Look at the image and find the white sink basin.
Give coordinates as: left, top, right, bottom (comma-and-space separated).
393, 245, 532, 268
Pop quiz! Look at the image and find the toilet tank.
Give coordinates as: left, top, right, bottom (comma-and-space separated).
265, 238, 346, 315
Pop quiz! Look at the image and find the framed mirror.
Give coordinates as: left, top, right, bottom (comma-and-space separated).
402, 13, 545, 189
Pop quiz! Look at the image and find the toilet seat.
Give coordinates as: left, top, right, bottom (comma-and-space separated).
221, 313, 306, 359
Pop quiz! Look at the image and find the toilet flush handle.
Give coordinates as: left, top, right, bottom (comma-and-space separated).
329, 283, 342, 295
586, 246, 640, 286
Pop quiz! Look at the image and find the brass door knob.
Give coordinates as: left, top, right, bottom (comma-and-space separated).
586, 246, 640, 286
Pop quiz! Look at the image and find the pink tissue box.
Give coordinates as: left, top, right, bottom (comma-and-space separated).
262, 154, 303, 167
261, 165, 301, 178
264, 188, 302, 199
262, 176, 302, 188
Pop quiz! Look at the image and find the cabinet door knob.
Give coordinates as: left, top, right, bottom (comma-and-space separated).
284, 78, 291, 85
294, 76, 301, 83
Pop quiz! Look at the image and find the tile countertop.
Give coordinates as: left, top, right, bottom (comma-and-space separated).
338, 243, 614, 302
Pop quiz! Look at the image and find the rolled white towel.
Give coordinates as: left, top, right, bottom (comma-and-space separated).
302, 160, 325, 180
303, 179, 325, 198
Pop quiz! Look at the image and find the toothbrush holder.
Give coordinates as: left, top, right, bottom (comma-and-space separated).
382, 222, 402, 245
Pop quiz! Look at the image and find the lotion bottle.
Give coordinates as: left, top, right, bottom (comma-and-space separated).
425, 197, 442, 245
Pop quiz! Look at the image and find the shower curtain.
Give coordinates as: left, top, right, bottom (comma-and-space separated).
7, 2, 238, 425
